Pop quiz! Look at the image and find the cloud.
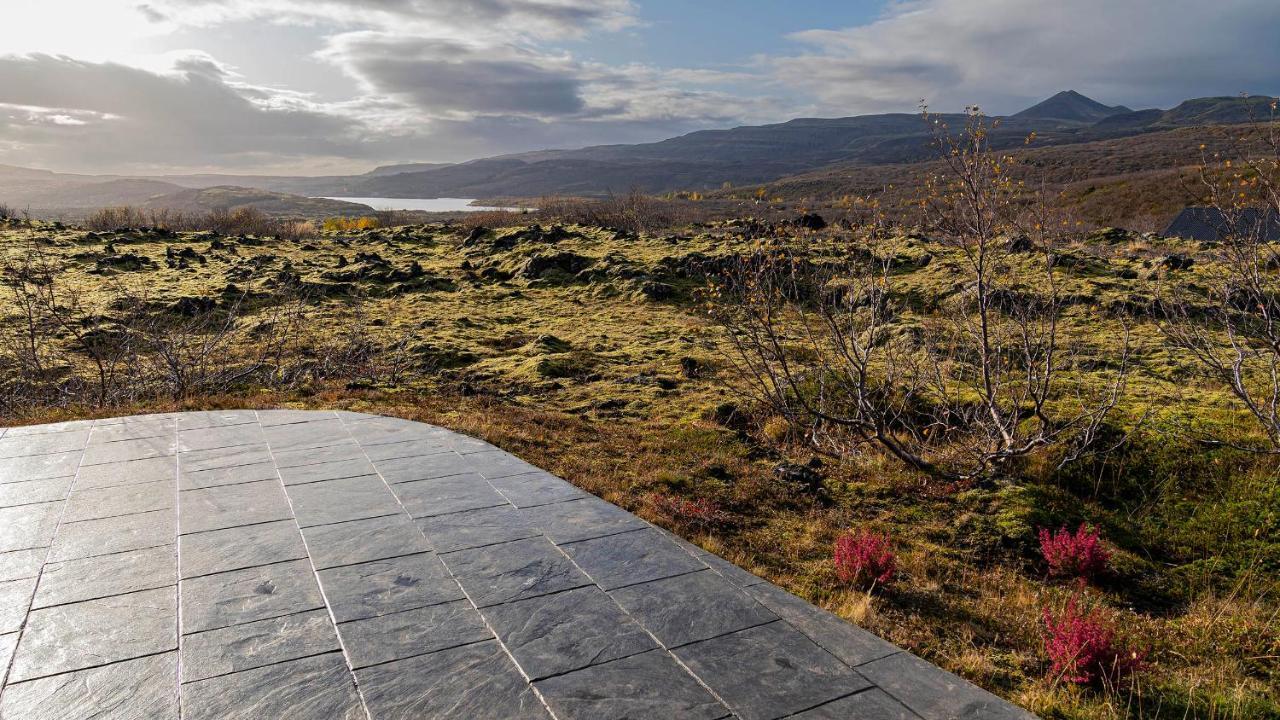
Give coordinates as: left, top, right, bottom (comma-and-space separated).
770, 0, 1280, 115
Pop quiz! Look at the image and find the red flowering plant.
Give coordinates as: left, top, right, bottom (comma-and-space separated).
1039, 524, 1110, 580
833, 530, 896, 589
646, 493, 730, 532
1042, 594, 1145, 686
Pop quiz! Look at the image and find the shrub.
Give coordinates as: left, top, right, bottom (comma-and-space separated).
833, 530, 896, 588
1039, 524, 1110, 580
1042, 594, 1145, 685
647, 493, 729, 531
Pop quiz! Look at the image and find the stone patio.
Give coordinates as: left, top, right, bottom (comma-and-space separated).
0, 410, 1035, 719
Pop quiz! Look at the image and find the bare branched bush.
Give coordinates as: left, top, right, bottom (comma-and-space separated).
538, 189, 689, 234
84, 205, 319, 238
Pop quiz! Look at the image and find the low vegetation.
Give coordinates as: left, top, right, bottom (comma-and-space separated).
0, 114, 1277, 719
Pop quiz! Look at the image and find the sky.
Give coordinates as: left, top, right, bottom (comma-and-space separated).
0, 0, 1276, 175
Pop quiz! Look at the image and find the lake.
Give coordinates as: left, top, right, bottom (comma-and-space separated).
321, 197, 532, 213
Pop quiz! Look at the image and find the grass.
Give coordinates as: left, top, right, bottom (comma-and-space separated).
0, 218, 1276, 719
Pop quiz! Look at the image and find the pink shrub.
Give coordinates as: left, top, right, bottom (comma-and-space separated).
648, 493, 728, 530
833, 530, 896, 588
1042, 595, 1145, 685
1039, 524, 1110, 579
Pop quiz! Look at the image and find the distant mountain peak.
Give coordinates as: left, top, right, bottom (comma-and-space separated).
1013, 90, 1132, 123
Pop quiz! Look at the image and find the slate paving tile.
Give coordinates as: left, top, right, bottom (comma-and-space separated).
345, 423, 448, 449
0, 449, 83, 483
392, 473, 508, 518
257, 409, 335, 426
744, 582, 899, 667
63, 478, 174, 523
271, 439, 365, 468
374, 450, 477, 482
791, 688, 922, 719
487, 470, 586, 508
285, 475, 402, 528
534, 649, 729, 720
89, 421, 173, 444
561, 527, 706, 591
0, 577, 37, 632
356, 639, 550, 720
0, 502, 63, 553
179, 520, 307, 579
2, 419, 94, 437
34, 545, 176, 608
261, 418, 351, 451
528, 496, 647, 545
362, 438, 453, 462
338, 599, 491, 669
179, 480, 292, 534
692, 545, 767, 588
178, 461, 279, 490
10, 586, 177, 682
48, 509, 173, 562
176, 410, 258, 431
181, 652, 365, 720
180, 608, 339, 683
417, 504, 538, 553
75, 456, 175, 490
0, 548, 45, 582
0, 429, 89, 458
81, 436, 175, 466
0, 475, 72, 508
0, 631, 16, 680
317, 552, 461, 622
178, 443, 273, 473
300, 514, 431, 570
482, 585, 656, 680
673, 621, 872, 720
181, 559, 324, 633
177, 423, 265, 453
459, 449, 544, 480
278, 457, 376, 486
442, 537, 591, 608
0, 651, 179, 720
610, 569, 777, 648
856, 651, 1036, 720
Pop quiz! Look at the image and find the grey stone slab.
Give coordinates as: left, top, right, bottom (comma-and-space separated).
0, 548, 45, 582
285, 475, 402, 528
0, 502, 62, 553
178, 443, 273, 473
177, 423, 265, 453
0, 631, 16, 680
2, 419, 94, 437
338, 599, 491, 669
0, 577, 36, 632
442, 537, 590, 608
374, 450, 479, 483
271, 439, 365, 468
261, 418, 351, 451
487, 470, 586, 508
63, 479, 174, 523
483, 585, 656, 680
181, 559, 324, 633
257, 409, 335, 426
178, 461, 279, 490
535, 649, 728, 720
75, 457, 175, 490
467, 449, 544, 480
856, 651, 1036, 720
317, 552, 461, 622
674, 621, 872, 720
176, 410, 258, 431
0, 651, 179, 720
792, 688, 922, 720
34, 545, 175, 608
362, 438, 453, 462
278, 457, 376, 486
10, 586, 177, 682
611, 569, 777, 648
94, 413, 178, 426
357, 639, 550, 720
346, 423, 448, 449
300, 514, 431, 570
89, 422, 173, 444
0, 475, 71, 508
81, 436, 175, 466
181, 652, 365, 720
529, 496, 647, 545
692, 545, 767, 588
179, 520, 307, 579
417, 504, 537, 553
0, 450, 82, 483
180, 608, 339, 683
48, 509, 173, 562
744, 582, 900, 668
561, 528, 706, 591
0, 429, 89, 459
392, 473, 508, 518
179, 479, 292, 534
